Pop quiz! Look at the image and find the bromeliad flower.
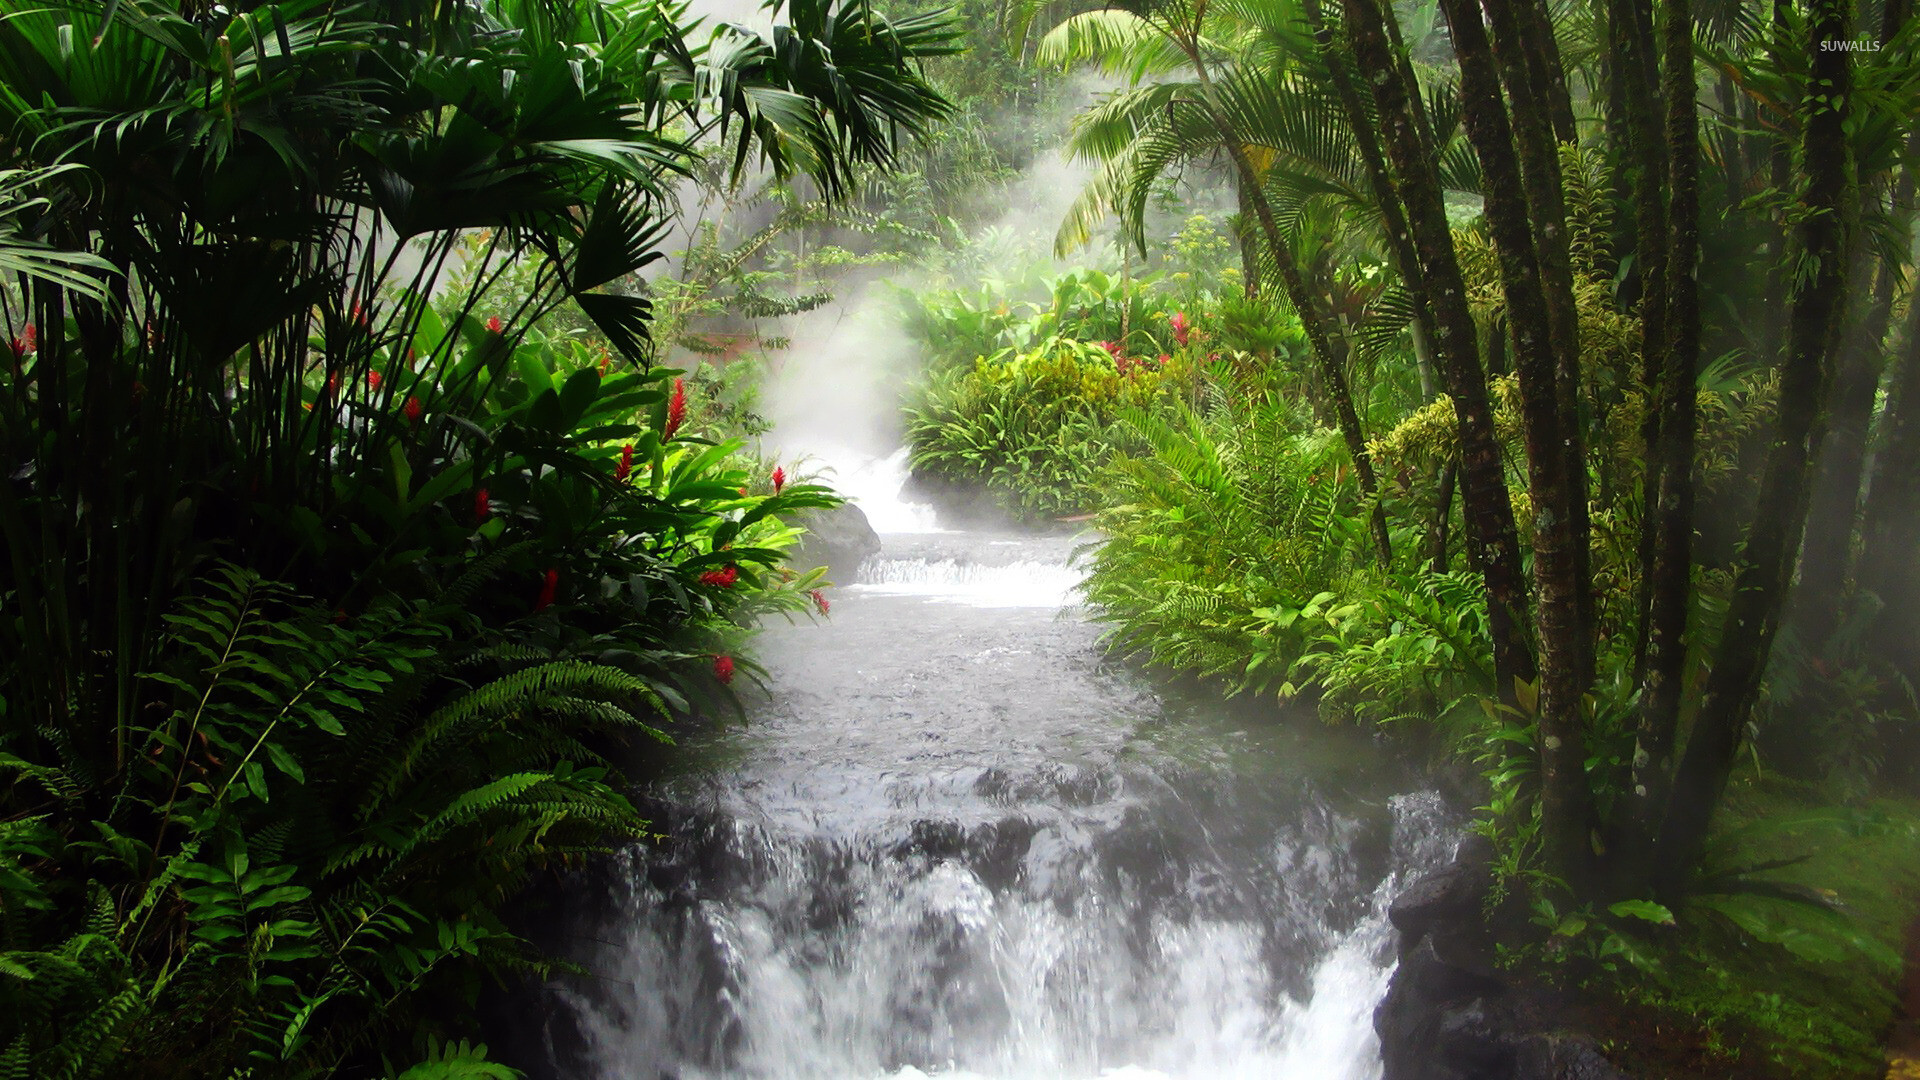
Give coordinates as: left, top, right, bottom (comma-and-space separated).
664, 378, 687, 439
534, 568, 558, 612
771, 466, 786, 494
810, 589, 830, 615
1171, 312, 1190, 346
699, 565, 739, 588
713, 655, 735, 684
614, 443, 635, 484
9, 323, 35, 357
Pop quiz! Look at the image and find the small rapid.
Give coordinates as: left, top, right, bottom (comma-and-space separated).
525, 463, 1454, 1080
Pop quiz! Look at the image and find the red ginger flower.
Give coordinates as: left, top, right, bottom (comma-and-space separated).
325, 371, 341, 397
367, 370, 383, 389
1171, 311, 1190, 346
771, 466, 786, 494
534, 568, 558, 612
712, 654, 735, 684
810, 588, 830, 616
699, 564, 739, 588
403, 395, 423, 423
9, 323, 35, 357
474, 487, 491, 523
664, 378, 687, 440
614, 443, 634, 484
486, 316, 504, 334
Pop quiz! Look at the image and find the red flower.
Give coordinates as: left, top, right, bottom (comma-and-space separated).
810, 588, 830, 616
325, 371, 341, 397
614, 443, 634, 484
1157, 354, 1171, 366
350, 301, 370, 327
486, 316, 504, 334
598, 350, 611, 375
1098, 340, 1123, 359
8, 323, 35, 357
712, 655, 735, 684
1171, 311, 1190, 347
367, 370, 383, 390
403, 395, 423, 423
534, 568, 558, 612
664, 378, 687, 440
474, 487, 491, 523
771, 466, 786, 494
699, 564, 739, 588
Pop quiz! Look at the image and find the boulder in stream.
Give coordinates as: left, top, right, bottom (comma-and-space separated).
789, 501, 881, 578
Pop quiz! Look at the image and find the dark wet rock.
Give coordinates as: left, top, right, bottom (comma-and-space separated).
1388, 860, 1488, 946
1377, 842, 1631, 1080
790, 502, 881, 577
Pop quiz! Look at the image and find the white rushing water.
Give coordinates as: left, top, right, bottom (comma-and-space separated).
531, 456, 1453, 1080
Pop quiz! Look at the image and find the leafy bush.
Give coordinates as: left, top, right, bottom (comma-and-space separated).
904, 335, 1196, 518
0, 0, 944, 1074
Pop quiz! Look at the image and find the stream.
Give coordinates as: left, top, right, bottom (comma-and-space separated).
522, 453, 1457, 1080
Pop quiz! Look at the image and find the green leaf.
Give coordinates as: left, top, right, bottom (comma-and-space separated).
1607, 899, 1675, 926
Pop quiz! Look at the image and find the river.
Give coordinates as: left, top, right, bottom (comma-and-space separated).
518, 453, 1455, 1080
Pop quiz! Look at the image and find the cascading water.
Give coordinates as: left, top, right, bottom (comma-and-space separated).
525, 470, 1455, 1080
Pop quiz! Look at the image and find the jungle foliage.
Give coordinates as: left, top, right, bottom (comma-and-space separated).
0, 0, 947, 1075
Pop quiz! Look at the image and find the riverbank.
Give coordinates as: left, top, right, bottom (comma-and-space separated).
1377, 785, 1920, 1080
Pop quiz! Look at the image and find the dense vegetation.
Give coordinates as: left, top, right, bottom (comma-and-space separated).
894, 0, 1920, 1072
0, 0, 947, 1075
6, 0, 1920, 1072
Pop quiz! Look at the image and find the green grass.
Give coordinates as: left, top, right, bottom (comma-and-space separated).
1595, 780, 1920, 1078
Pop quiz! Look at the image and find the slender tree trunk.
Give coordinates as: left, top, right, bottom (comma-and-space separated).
1796, 252, 1896, 645
1616, 0, 1702, 891
1176, 41, 1393, 567
1655, 0, 1857, 897
1432, 457, 1458, 572
1340, 0, 1537, 692
1303, 0, 1442, 395
1759, 0, 1793, 362
1614, 0, 1670, 684
1234, 177, 1263, 296
1793, 0, 1913, 643
1441, 0, 1597, 889
1859, 291, 1920, 678
1483, 0, 1596, 691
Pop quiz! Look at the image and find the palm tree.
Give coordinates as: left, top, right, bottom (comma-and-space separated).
1033, 0, 1401, 564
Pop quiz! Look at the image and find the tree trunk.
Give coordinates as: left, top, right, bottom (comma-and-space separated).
1440, 0, 1597, 890
1303, 0, 1442, 400
1793, 44, 1915, 646
1234, 177, 1263, 296
1616, 0, 1702, 892
1655, 0, 1856, 898
1612, 0, 1670, 686
1859, 289, 1920, 678
1482, 0, 1595, 691
1339, 0, 1537, 692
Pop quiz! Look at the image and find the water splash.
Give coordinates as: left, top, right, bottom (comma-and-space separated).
816, 447, 945, 534
533, 531, 1451, 1080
